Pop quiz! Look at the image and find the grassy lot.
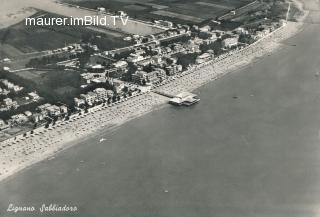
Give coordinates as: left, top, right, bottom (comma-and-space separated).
0, 68, 83, 106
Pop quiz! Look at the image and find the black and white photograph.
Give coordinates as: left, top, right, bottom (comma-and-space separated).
0, 0, 319, 216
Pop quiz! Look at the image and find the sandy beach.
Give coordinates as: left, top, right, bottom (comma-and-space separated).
0, 0, 309, 183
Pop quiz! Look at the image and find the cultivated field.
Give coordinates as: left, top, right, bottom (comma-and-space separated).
64, 0, 254, 24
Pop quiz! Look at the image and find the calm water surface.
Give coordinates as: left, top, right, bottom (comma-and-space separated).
1, 5, 320, 217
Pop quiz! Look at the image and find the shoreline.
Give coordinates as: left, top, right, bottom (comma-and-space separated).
0, 2, 309, 183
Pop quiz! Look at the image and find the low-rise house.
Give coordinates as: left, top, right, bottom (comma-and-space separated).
165, 64, 183, 76
24, 111, 33, 117
89, 64, 104, 70
12, 85, 23, 92
199, 25, 211, 32
1, 79, 14, 89
152, 68, 166, 81
137, 58, 154, 67
46, 105, 61, 117
0, 88, 10, 95
113, 60, 128, 68
132, 71, 148, 85
186, 41, 200, 53
97, 7, 106, 12
112, 79, 125, 93
0, 119, 9, 130
235, 27, 248, 35
32, 113, 45, 123
107, 67, 127, 79
177, 28, 186, 34
152, 56, 163, 65
74, 98, 85, 107
28, 92, 40, 101
37, 104, 62, 117
60, 106, 68, 114
146, 71, 161, 84
127, 53, 145, 63
155, 20, 173, 28
38, 103, 52, 115
92, 77, 107, 84
9, 114, 29, 125
196, 53, 213, 64
222, 37, 239, 48
2, 98, 18, 110
134, 48, 146, 56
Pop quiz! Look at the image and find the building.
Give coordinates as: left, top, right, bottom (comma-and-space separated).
60, 106, 68, 114
80, 92, 97, 105
155, 20, 173, 28
9, 114, 28, 125
222, 37, 239, 48
0, 119, 9, 130
186, 41, 200, 53
38, 103, 52, 115
116, 11, 127, 17
1, 79, 14, 89
199, 25, 211, 32
46, 105, 61, 117
92, 77, 107, 84
74, 98, 85, 107
1, 79, 23, 92
146, 71, 160, 84
165, 64, 183, 76
37, 104, 62, 117
24, 111, 33, 117
12, 85, 23, 92
127, 53, 145, 63
32, 113, 45, 123
137, 58, 154, 67
152, 68, 166, 81
112, 79, 125, 93
107, 68, 127, 79
235, 27, 248, 35
113, 60, 128, 68
28, 92, 40, 101
0, 88, 9, 95
93, 88, 109, 100
196, 53, 212, 64
132, 71, 148, 85
2, 98, 18, 109
97, 7, 106, 13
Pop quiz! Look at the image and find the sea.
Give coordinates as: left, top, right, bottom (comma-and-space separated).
1, 2, 320, 217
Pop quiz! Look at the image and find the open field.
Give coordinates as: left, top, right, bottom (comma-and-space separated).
14, 69, 82, 105
0, 11, 131, 58
0, 68, 82, 106
0, 44, 24, 59
195, 2, 234, 10
64, 0, 254, 24
0, 7, 36, 29
151, 10, 205, 23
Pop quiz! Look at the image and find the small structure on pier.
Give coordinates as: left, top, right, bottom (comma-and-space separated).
169, 92, 200, 106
